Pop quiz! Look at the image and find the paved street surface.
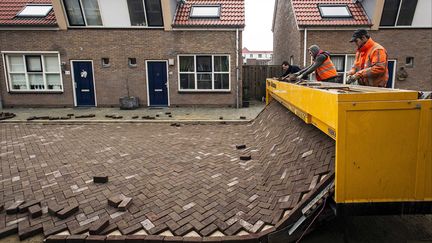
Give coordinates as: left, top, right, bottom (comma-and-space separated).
1, 102, 265, 122
0, 101, 335, 241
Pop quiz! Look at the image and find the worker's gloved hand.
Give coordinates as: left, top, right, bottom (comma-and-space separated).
293, 72, 300, 77
346, 75, 354, 84
346, 74, 360, 84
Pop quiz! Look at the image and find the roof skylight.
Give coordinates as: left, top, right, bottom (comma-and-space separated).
17, 5, 53, 17
190, 5, 220, 18
318, 5, 352, 18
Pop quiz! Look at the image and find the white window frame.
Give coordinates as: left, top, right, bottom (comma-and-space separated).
177, 54, 231, 92
190, 5, 221, 18
318, 4, 352, 18
17, 4, 53, 17
2, 51, 63, 93
343, 54, 355, 84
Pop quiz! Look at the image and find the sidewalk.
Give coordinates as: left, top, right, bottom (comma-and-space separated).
0, 101, 266, 123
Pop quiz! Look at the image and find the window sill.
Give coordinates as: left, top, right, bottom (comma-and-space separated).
67, 26, 164, 29
178, 90, 231, 93
9, 91, 64, 94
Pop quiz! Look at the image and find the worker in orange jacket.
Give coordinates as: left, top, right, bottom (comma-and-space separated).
294, 45, 338, 82
347, 29, 389, 87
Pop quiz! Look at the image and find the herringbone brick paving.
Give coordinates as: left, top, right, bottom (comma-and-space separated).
0, 101, 335, 240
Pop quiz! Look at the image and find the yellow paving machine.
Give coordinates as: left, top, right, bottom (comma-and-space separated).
265, 79, 431, 241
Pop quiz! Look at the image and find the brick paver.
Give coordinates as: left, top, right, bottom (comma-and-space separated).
0, 101, 335, 240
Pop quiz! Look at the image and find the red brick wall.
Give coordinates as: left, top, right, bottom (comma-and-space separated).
272, 0, 302, 68
0, 29, 243, 107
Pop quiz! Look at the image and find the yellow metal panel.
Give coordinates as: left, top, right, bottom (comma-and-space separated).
417, 101, 432, 200
340, 107, 420, 202
335, 100, 432, 203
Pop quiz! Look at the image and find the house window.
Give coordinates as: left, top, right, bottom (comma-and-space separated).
64, 0, 102, 26
81, 0, 102, 25
127, 0, 146, 26
63, 0, 85, 26
126, 0, 163, 26
26, 56, 43, 72
144, 0, 163, 26
190, 5, 220, 18
249, 54, 253, 58
318, 5, 352, 18
258, 54, 262, 58
17, 5, 53, 17
178, 55, 230, 91
380, 0, 418, 26
396, 0, 418, 26
330, 54, 355, 84
4, 53, 63, 92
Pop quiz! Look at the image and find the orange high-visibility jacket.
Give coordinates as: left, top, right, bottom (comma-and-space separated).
315, 51, 338, 81
349, 38, 388, 87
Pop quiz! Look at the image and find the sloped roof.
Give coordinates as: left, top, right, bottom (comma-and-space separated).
0, 0, 56, 27
173, 0, 245, 28
292, 0, 371, 27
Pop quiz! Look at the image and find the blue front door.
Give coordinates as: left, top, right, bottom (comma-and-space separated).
386, 60, 395, 88
73, 61, 95, 106
147, 61, 168, 106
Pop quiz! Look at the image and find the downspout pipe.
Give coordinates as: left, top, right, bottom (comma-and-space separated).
303, 28, 307, 67
236, 28, 240, 109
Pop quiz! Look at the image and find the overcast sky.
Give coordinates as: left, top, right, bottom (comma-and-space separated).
242, 0, 275, 51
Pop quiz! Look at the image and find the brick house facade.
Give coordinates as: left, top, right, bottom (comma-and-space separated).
272, 0, 432, 91
0, 0, 245, 108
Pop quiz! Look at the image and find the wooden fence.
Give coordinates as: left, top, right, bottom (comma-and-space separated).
242, 65, 282, 101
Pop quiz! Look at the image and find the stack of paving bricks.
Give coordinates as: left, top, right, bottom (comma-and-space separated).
0, 100, 335, 242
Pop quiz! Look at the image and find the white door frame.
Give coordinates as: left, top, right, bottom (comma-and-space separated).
145, 60, 170, 107
70, 60, 98, 107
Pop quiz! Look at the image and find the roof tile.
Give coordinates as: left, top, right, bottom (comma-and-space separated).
292, 0, 371, 27
0, 0, 57, 26
173, 0, 245, 28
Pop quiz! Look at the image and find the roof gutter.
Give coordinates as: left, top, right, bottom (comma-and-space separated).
171, 27, 244, 31
0, 26, 59, 30
298, 26, 371, 30
236, 28, 240, 109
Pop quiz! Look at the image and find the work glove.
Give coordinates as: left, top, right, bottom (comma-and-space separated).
346, 74, 359, 84
293, 72, 300, 77
346, 75, 354, 84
